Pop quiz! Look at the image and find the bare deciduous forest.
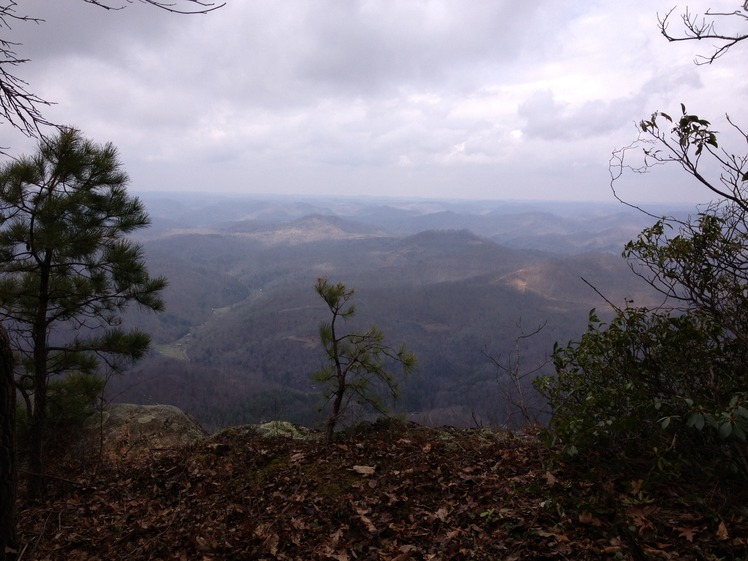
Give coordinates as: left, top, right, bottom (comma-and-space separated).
112, 195, 670, 430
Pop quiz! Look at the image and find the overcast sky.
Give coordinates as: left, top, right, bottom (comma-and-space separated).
2, 0, 746, 203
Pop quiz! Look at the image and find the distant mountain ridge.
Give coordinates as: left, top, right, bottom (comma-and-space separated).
224, 213, 386, 244
115, 194, 672, 429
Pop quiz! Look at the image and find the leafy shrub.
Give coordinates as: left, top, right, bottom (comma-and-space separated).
535, 306, 748, 478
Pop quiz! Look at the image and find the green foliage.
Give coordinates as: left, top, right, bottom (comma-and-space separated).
313, 278, 416, 443
640, 104, 718, 158
16, 371, 105, 455
0, 128, 166, 364
559, 32, 748, 476
623, 210, 748, 348
46, 372, 105, 428
537, 198, 748, 478
536, 305, 748, 476
0, 128, 166, 495
0, 129, 167, 364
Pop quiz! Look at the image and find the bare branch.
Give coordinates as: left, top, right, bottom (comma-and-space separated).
659, 5, 748, 64
611, 108, 748, 216
0, 53, 55, 137
0, 0, 225, 138
483, 320, 550, 426
82, 0, 225, 15
0, 2, 51, 138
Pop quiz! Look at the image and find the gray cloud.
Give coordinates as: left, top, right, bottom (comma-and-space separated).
518, 90, 642, 140
1, 0, 744, 203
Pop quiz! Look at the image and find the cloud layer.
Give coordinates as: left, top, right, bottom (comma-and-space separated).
3, 0, 746, 202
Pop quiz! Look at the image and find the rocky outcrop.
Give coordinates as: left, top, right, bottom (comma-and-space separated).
220, 420, 317, 440
89, 403, 207, 460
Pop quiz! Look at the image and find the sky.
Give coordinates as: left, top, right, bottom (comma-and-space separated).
1, 0, 746, 203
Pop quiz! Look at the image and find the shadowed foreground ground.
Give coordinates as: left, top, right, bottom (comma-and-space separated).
16, 420, 748, 560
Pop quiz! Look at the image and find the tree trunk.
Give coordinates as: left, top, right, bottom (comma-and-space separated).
27, 388, 46, 499
27, 332, 48, 499
325, 392, 343, 444
325, 373, 346, 444
0, 324, 18, 560
28, 257, 51, 500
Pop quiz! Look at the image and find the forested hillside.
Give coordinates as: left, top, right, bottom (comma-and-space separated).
109, 195, 667, 431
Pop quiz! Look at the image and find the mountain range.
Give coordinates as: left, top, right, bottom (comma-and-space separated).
110, 194, 684, 430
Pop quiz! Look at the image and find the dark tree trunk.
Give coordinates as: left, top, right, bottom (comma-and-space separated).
325, 391, 343, 444
27, 255, 51, 500
325, 370, 346, 444
27, 387, 46, 499
0, 324, 18, 560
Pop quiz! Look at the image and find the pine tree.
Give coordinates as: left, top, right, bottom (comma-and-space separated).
313, 278, 415, 443
0, 128, 167, 497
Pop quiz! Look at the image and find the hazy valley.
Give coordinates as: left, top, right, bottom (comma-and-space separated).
111, 194, 683, 431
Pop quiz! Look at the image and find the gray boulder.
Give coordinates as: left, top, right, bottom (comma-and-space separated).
89, 403, 207, 460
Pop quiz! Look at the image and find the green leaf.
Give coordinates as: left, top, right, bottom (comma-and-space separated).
733, 423, 747, 442
719, 421, 733, 440
687, 412, 705, 431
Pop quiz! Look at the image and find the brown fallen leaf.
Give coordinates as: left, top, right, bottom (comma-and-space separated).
627, 504, 657, 532
536, 529, 571, 544
716, 521, 729, 541
356, 510, 378, 533
445, 529, 461, 540
678, 527, 697, 542
263, 533, 279, 556
392, 544, 418, 561
352, 465, 376, 476
545, 471, 557, 486
329, 528, 345, 548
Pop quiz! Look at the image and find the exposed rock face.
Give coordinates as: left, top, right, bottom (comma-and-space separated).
249, 421, 316, 440
91, 404, 207, 460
